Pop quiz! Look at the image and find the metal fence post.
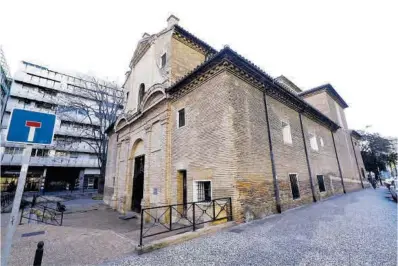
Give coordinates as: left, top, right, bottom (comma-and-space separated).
33, 241, 44, 266
192, 202, 196, 231
19, 205, 24, 225
139, 209, 144, 246
212, 199, 216, 220
169, 206, 172, 231
229, 197, 233, 221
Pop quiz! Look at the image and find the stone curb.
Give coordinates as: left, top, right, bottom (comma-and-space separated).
135, 221, 237, 254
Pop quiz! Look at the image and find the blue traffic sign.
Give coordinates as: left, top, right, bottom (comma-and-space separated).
6, 109, 56, 145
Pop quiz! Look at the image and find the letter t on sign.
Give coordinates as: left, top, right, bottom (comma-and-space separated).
25, 121, 42, 142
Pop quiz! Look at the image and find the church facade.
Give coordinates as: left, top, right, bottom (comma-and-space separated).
104, 15, 368, 221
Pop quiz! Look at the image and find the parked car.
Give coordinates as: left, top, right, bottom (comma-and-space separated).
389, 178, 397, 201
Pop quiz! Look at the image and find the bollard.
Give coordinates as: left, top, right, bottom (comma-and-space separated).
33, 241, 44, 266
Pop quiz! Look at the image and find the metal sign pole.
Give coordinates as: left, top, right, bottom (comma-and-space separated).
1, 144, 33, 266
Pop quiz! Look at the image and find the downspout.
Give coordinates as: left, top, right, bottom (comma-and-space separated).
299, 113, 316, 202
331, 131, 346, 193
350, 135, 364, 189
263, 90, 281, 213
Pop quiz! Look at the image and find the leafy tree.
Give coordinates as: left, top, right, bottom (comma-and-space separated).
387, 152, 398, 177
358, 131, 394, 178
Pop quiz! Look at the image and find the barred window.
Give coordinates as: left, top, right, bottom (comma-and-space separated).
289, 174, 300, 199
194, 181, 211, 202
317, 175, 326, 192
178, 108, 185, 128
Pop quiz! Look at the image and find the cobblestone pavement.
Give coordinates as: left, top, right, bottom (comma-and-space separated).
108, 187, 397, 266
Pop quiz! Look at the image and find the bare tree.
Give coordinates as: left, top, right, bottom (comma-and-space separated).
56, 76, 124, 193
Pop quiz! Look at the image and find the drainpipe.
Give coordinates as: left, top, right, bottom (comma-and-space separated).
331, 131, 346, 193
262, 91, 281, 213
350, 135, 364, 189
299, 113, 316, 202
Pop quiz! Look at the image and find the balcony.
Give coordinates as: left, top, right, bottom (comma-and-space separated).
1, 154, 99, 168
55, 127, 98, 139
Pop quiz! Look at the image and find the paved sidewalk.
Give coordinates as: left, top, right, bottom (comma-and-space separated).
108, 187, 397, 266
1, 207, 141, 265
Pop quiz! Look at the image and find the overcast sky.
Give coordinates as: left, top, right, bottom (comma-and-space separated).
1, 0, 397, 138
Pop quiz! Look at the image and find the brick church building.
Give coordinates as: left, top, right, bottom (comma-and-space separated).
104, 15, 368, 221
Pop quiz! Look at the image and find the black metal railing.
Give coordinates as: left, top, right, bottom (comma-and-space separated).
1, 192, 15, 210
140, 197, 232, 246
20, 204, 64, 226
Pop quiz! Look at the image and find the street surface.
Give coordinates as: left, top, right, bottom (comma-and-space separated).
108, 187, 397, 266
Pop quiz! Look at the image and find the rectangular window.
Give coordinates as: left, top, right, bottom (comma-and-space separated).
161, 53, 167, 68
289, 174, 300, 199
309, 131, 319, 151
178, 108, 185, 128
70, 152, 79, 158
335, 101, 343, 126
317, 175, 326, 192
194, 181, 212, 202
281, 120, 292, 144
320, 137, 324, 147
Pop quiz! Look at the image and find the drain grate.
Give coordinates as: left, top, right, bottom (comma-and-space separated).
229, 228, 244, 234
21, 231, 45, 238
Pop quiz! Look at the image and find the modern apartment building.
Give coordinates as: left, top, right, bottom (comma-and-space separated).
1, 61, 123, 192
0, 46, 12, 125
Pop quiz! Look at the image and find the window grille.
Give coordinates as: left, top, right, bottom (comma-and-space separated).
178, 108, 185, 127
195, 181, 211, 202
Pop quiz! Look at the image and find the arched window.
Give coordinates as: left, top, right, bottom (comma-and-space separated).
138, 83, 145, 105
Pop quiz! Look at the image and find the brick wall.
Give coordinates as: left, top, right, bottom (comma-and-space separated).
302, 116, 342, 198
227, 75, 276, 220
170, 71, 238, 218
266, 96, 314, 211
170, 37, 206, 83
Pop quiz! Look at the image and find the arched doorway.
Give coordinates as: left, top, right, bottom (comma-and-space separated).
131, 139, 145, 213
132, 156, 145, 212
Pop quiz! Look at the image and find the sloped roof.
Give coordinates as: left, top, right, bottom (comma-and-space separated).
350, 130, 362, 139
299, 84, 349, 109
173, 25, 217, 55
167, 46, 340, 131
274, 75, 302, 93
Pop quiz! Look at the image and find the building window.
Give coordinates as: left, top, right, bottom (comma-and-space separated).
194, 181, 211, 202
320, 137, 324, 147
138, 83, 145, 105
289, 174, 300, 199
317, 175, 326, 192
70, 152, 79, 158
335, 101, 343, 126
160, 53, 167, 68
281, 120, 292, 144
309, 131, 319, 151
4, 147, 23, 155
178, 108, 185, 128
